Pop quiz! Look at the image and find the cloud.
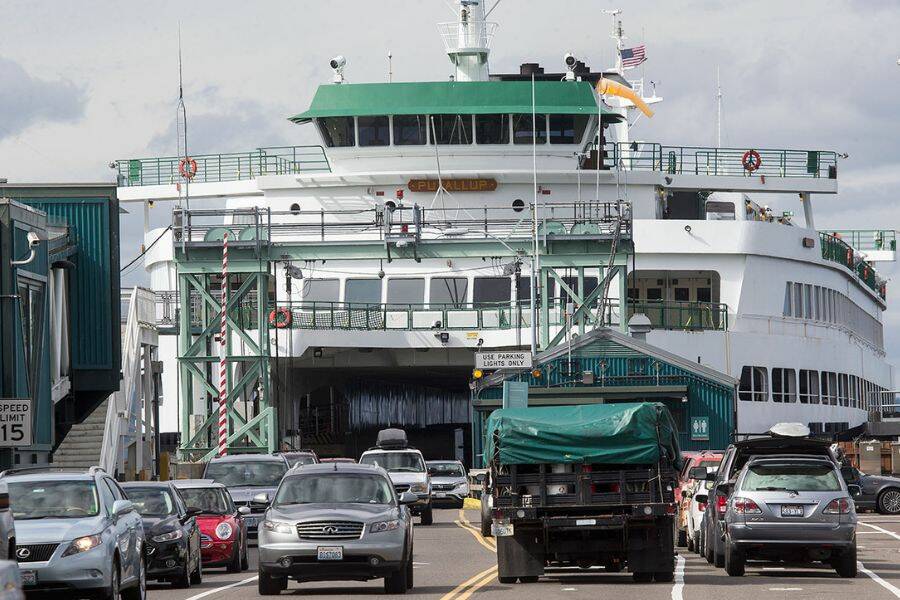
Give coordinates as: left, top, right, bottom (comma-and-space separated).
0, 56, 86, 138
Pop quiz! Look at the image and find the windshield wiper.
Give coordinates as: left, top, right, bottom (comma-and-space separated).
757, 486, 800, 495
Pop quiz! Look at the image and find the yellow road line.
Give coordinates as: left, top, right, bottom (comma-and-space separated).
456, 567, 498, 600
455, 519, 497, 553
440, 565, 500, 600
457, 509, 497, 548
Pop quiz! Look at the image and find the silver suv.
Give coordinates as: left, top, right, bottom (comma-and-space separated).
2, 467, 146, 599
359, 449, 432, 525
722, 456, 857, 578
426, 461, 469, 508
257, 463, 416, 595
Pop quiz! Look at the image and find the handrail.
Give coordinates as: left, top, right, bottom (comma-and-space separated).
819, 232, 887, 300
822, 230, 896, 253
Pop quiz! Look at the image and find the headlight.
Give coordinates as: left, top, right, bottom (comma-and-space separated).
152, 529, 184, 543
215, 522, 234, 540
409, 482, 428, 494
260, 520, 294, 534
370, 520, 401, 533
62, 534, 103, 557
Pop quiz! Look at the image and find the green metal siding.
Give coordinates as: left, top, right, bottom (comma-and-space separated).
2, 187, 121, 394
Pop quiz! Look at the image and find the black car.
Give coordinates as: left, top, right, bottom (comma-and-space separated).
841, 465, 900, 514
122, 481, 203, 588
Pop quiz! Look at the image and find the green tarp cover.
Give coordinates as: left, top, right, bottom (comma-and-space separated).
483, 403, 681, 468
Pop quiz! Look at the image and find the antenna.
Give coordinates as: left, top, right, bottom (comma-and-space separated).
387, 51, 393, 83
602, 9, 623, 72
176, 24, 189, 212
716, 66, 723, 148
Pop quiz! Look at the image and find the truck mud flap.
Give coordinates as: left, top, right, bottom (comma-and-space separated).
626, 517, 675, 576
497, 530, 545, 580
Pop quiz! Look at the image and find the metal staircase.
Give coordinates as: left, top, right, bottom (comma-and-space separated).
51, 397, 108, 469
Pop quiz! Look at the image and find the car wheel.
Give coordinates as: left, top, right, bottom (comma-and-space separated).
240, 535, 249, 571
687, 533, 695, 553
654, 571, 674, 582
835, 545, 858, 578
498, 576, 517, 584
258, 572, 285, 596
173, 558, 191, 589
519, 576, 539, 583
724, 539, 745, 577
406, 545, 414, 590
122, 556, 146, 600
676, 527, 687, 548
190, 553, 203, 585
481, 513, 492, 537
420, 505, 433, 526
878, 489, 900, 515
632, 572, 653, 583
104, 559, 121, 600
228, 537, 242, 573
384, 562, 409, 594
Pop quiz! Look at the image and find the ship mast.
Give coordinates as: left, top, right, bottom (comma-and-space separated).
439, 0, 499, 82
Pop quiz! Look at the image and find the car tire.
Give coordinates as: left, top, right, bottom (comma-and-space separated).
835, 545, 858, 578
724, 539, 745, 577
481, 515, 492, 537
498, 576, 517, 584
190, 554, 203, 585
104, 559, 121, 600
258, 572, 285, 596
676, 527, 687, 548
654, 571, 674, 583
406, 546, 414, 590
713, 536, 725, 568
687, 533, 695, 553
420, 505, 433, 526
173, 558, 191, 588
519, 576, 539, 583
605, 562, 623, 573
384, 563, 409, 594
877, 489, 900, 515
632, 572, 653, 583
122, 556, 147, 600
240, 534, 249, 571
228, 538, 243, 573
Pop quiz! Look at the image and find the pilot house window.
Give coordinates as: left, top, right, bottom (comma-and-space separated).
431, 114, 473, 144
357, 116, 390, 146
475, 114, 510, 144
512, 114, 547, 144
548, 114, 589, 144
394, 115, 427, 145
316, 117, 355, 147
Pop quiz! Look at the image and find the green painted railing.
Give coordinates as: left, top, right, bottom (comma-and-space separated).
626, 300, 728, 331
605, 143, 837, 179
823, 230, 896, 253
819, 232, 886, 300
116, 145, 331, 186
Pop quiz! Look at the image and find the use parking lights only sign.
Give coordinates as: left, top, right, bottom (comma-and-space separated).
475, 352, 533, 370
0, 399, 32, 447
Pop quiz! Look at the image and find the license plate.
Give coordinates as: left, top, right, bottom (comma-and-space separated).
21, 571, 35, 586
434, 492, 446, 498
317, 546, 343, 561
491, 522, 514, 537
245, 516, 259, 527
781, 505, 804, 517
576, 519, 596, 526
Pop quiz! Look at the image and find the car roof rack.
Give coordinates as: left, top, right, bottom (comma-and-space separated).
0, 465, 105, 478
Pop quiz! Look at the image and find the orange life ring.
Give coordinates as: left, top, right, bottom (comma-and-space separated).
269, 307, 292, 328
741, 150, 761, 172
179, 157, 198, 179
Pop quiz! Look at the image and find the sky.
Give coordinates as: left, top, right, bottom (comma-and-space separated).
1, 0, 898, 361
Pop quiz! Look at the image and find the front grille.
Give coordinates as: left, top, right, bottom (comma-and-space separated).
296, 521, 365, 540
433, 483, 456, 491
200, 534, 212, 543
16, 543, 58, 563
394, 484, 410, 494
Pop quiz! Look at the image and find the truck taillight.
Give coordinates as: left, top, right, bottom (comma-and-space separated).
823, 498, 851, 515
716, 494, 728, 515
732, 497, 762, 514
666, 504, 676, 515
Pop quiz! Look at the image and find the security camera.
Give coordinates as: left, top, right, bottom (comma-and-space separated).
329, 55, 346, 70
26, 232, 40, 248
564, 53, 577, 68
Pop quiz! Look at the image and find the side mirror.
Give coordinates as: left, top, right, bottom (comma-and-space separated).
689, 466, 714, 481
694, 494, 708, 504
840, 467, 858, 483
183, 507, 202, 521
252, 492, 270, 505
847, 484, 861, 498
238, 506, 251, 515
112, 499, 134, 518
399, 491, 418, 505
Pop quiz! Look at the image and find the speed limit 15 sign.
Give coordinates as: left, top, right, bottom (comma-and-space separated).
0, 399, 31, 447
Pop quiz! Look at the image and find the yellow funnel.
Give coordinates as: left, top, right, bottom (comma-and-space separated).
596, 78, 654, 118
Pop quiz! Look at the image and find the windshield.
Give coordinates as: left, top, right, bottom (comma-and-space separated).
126, 488, 177, 517
9, 480, 100, 519
205, 461, 287, 487
286, 455, 317, 467
743, 464, 841, 492
360, 452, 424, 473
428, 463, 464, 477
179, 488, 231, 515
275, 474, 394, 506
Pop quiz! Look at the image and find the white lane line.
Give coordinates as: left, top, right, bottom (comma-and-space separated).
859, 561, 900, 598
183, 575, 259, 600
860, 521, 900, 541
769, 588, 803, 591
671, 554, 685, 600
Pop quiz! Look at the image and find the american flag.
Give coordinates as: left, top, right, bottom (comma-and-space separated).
620, 45, 646, 69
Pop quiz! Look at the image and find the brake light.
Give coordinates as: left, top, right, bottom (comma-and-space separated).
732, 497, 762, 514
666, 503, 676, 515
823, 498, 851, 515
698, 502, 707, 512
716, 494, 728, 515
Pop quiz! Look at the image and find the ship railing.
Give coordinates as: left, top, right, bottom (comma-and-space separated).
625, 300, 728, 331
115, 145, 331, 187
437, 20, 499, 53
819, 232, 887, 300
823, 229, 896, 253
171, 202, 631, 245
599, 142, 837, 179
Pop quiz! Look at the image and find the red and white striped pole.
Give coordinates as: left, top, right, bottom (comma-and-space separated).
217, 232, 229, 457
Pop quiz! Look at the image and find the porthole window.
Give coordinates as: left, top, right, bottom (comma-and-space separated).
289, 203, 301, 215
512, 199, 525, 212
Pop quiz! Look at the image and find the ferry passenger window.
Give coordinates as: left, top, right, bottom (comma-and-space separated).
317, 117, 355, 147
697, 287, 711, 303
512, 114, 547, 145
430, 277, 468, 307
849, 375, 858, 408
772, 368, 797, 403
473, 277, 511, 305
793, 283, 803, 318
838, 373, 849, 407
475, 114, 510, 144
803, 284, 812, 319
548, 114, 589, 144
345, 279, 382, 304
705, 201, 735, 221
821, 372, 838, 405
646, 288, 662, 301
674, 288, 690, 302
799, 369, 819, 404
358, 116, 390, 147
302, 279, 340, 303
386, 278, 424, 307
783, 283, 792, 316
394, 115, 428, 145
739, 366, 768, 402
431, 114, 473, 144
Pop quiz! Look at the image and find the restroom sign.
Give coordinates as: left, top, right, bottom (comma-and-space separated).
690, 416, 709, 441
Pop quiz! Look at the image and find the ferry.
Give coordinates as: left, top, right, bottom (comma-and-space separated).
115, 2, 895, 458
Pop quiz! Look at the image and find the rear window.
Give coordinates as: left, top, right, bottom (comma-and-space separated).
742, 464, 841, 492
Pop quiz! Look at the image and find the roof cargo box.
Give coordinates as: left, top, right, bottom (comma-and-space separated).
376, 428, 408, 449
